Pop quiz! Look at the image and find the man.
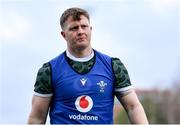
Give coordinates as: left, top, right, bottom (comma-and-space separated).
28, 7, 148, 124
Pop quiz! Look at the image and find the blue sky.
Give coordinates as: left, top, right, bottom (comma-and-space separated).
0, 0, 180, 123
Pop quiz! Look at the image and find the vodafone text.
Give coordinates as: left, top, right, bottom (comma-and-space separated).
69, 114, 98, 121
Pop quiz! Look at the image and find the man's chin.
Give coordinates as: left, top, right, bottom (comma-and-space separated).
76, 45, 90, 51
77, 46, 87, 51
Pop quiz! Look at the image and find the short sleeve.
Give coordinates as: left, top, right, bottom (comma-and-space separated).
34, 63, 53, 97
112, 58, 133, 93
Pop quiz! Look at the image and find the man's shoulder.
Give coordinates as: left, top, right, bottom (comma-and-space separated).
111, 57, 122, 65
94, 50, 124, 67
37, 62, 51, 78
94, 50, 115, 63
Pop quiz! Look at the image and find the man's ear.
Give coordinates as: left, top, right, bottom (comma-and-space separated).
61, 31, 65, 38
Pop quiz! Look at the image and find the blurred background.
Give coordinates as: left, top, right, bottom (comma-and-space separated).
0, 0, 180, 124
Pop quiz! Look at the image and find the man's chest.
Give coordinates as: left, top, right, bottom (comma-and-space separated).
53, 73, 114, 100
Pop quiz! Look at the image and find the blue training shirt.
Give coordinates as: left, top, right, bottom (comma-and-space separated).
49, 50, 115, 124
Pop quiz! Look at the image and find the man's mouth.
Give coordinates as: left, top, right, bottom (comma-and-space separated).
77, 37, 86, 42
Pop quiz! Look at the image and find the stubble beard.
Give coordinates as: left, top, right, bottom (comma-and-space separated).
68, 41, 92, 57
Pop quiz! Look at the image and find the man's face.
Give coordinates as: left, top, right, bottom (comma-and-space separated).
61, 15, 92, 52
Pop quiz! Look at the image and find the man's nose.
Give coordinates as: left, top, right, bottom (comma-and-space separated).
77, 27, 84, 35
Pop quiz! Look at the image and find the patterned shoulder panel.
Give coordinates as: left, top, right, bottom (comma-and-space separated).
34, 63, 53, 95
112, 58, 131, 89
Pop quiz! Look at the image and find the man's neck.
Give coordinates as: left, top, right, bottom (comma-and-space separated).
66, 48, 94, 62
68, 46, 93, 58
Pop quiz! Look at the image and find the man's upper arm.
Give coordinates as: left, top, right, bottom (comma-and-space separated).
29, 63, 53, 123
112, 57, 140, 107
31, 95, 52, 112
34, 63, 53, 97
112, 58, 148, 124
115, 90, 149, 124
28, 95, 52, 124
115, 89, 141, 110
112, 58, 133, 96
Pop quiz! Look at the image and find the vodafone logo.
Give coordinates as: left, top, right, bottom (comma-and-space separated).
75, 95, 93, 113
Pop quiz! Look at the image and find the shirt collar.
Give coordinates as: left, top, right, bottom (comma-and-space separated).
66, 49, 94, 62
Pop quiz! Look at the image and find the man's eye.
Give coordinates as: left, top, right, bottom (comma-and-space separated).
70, 27, 78, 31
81, 25, 88, 29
